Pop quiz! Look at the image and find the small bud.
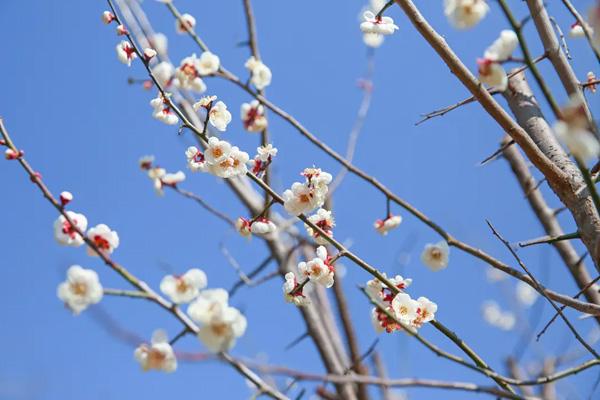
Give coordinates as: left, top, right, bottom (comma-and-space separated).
5, 148, 22, 160
144, 48, 157, 61
0, 139, 6, 146
60, 191, 73, 206
30, 171, 42, 182
587, 71, 597, 94
102, 11, 116, 24
116, 24, 128, 36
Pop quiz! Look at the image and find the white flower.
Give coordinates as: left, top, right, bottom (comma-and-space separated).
134, 330, 177, 373
298, 246, 334, 288
444, 0, 489, 29
283, 272, 311, 306
144, 48, 157, 61
363, 32, 385, 48
569, 22, 586, 38
257, 144, 278, 161
250, 218, 277, 235
366, 274, 412, 300
151, 62, 175, 88
116, 41, 137, 66
87, 224, 119, 256
420, 241, 450, 271
175, 54, 207, 93
209, 101, 232, 132
516, 281, 538, 307
241, 100, 268, 132
150, 94, 179, 125
374, 215, 402, 235
57, 265, 103, 314
193, 95, 217, 110
205, 136, 232, 165
305, 208, 335, 245
484, 30, 519, 62
554, 94, 599, 161
478, 59, 508, 91
391, 292, 419, 324
360, 11, 398, 36
413, 296, 437, 327
185, 146, 208, 172
102, 11, 116, 24
150, 32, 168, 56
235, 217, 253, 237
482, 301, 515, 331
175, 13, 196, 34
197, 305, 247, 353
59, 191, 73, 206
54, 211, 88, 247
155, 171, 186, 195
209, 146, 249, 178
116, 24, 128, 36
188, 289, 247, 352
283, 182, 320, 216
160, 268, 208, 304
197, 51, 220, 75
244, 57, 272, 90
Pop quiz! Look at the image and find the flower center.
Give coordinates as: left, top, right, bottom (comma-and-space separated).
70, 281, 88, 296
93, 235, 110, 250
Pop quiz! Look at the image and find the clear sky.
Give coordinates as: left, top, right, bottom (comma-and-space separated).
1, 0, 599, 399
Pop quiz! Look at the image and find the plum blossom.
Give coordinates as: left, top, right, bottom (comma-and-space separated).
391, 293, 419, 324
175, 13, 196, 34
569, 21, 587, 38
188, 289, 247, 352
185, 146, 208, 172
235, 217, 253, 238
160, 268, 207, 304
413, 297, 437, 327
116, 24, 128, 36
150, 94, 179, 125
360, 11, 398, 36
420, 240, 450, 271
59, 191, 73, 207
245, 57, 272, 90
102, 11, 116, 24
139, 155, 155, 170
250, 218, 277, 235
283, 168, 332, 216
482, 301, 515, 331
587, 71, 597, 93
363, 33, 385, 48
143, 48, 157, 61
151, 61, 175, 88
444, 0, 489, 29
193, 95, 217, 111
478, 30, 519, 91
298, 246, 335, 288
134, 330, 177, 373
57, 265, 103, 314
175, 54, 207, 93
116, 40, 137, 66
366, 274, 412, 301
150, 32, 168, 56
374, 215, 402, 235
54, 211, 88, 247
241, 100, 268, 132
553, 94, 599, 161
4, 148, 22, 160
249, 144, 277, 176
305, 208, 335, 245
283, 272, 311, 306
86, 224, 119, 256
197, 51, 220, 75
209, 146, 249, 178
205, 137, 232, 165
516, 281, 538, 307
156, 171, 186, 195
208, 101, 232, 132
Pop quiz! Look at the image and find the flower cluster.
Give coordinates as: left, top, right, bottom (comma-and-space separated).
374, 214, 402, 235
53, 210, 120, 256
150, 93, 179, 125
444, 0, 489, 29
241, 100, 268, 132
298, 246, 335, 288
248, 144, 277, 176
553, 94, 600, 162
282, 168, 332, 216
57, 265, 103, 314
235, 216, 277, 237
245, 57, 272, 90
185, 137, 249, 178
367, 274, 437, 333
420, 240, 450, 271
188, 289, 247, 352
141, 156, 186, 196
305, 208, 335, 245
477, 30, 518, 91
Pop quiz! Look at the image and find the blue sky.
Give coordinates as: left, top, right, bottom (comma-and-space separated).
1, 0, 599, 399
